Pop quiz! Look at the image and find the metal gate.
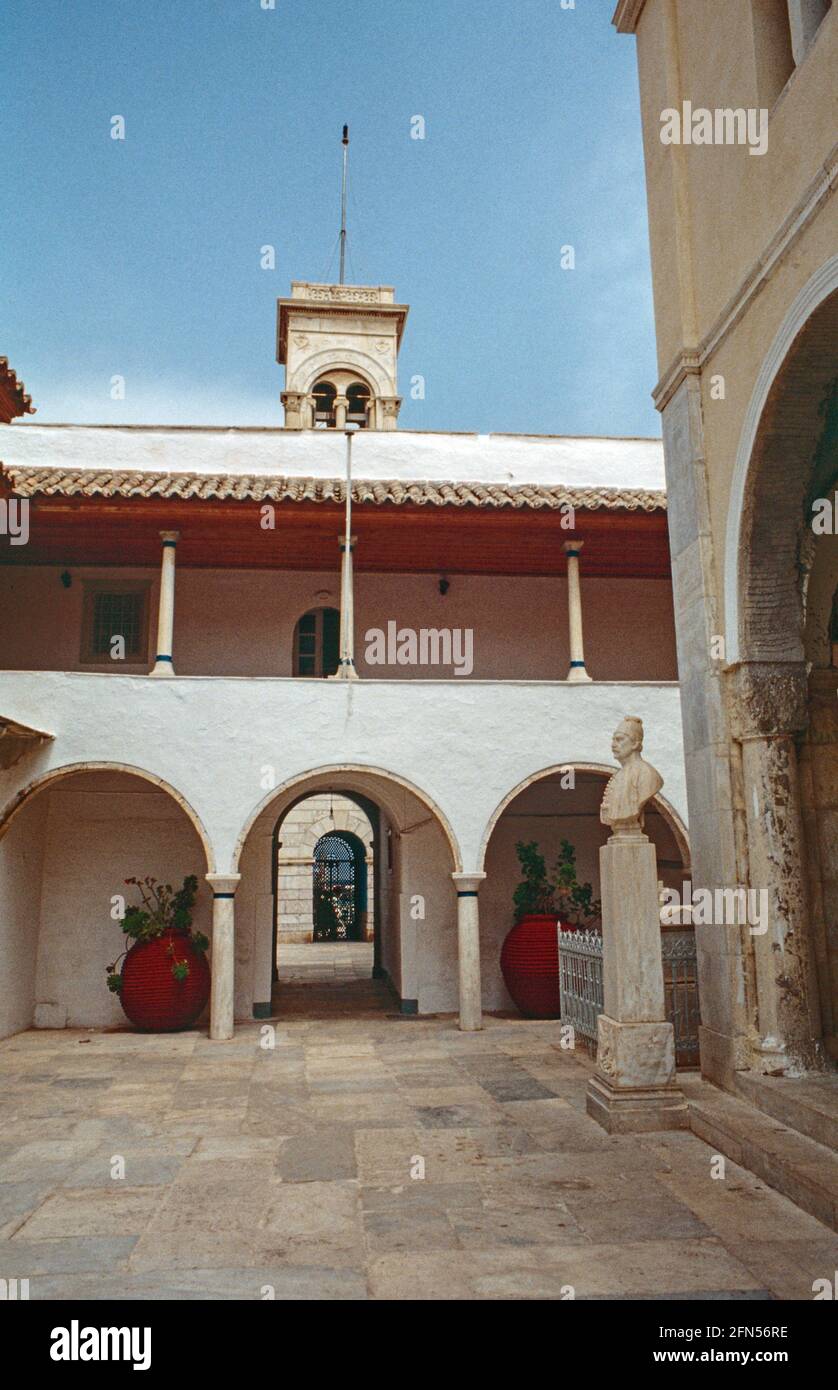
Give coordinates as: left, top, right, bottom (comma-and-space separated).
313, 833, 357, 941
559, 928, 701, 1067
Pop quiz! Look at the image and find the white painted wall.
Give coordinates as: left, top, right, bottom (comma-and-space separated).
3, 423, 665, 490
0, 673, 687, 876
37, 779, 213, 1029
0, 793, 47, 1037
0, 675, 687, 1033
0, 566, 679, 683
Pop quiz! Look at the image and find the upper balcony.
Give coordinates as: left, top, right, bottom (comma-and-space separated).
0, 424, 674, 684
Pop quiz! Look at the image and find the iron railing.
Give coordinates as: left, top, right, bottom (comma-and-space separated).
558, 928, 700, 1068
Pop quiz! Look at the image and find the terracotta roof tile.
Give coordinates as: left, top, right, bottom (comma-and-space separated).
0, 465, 666, 512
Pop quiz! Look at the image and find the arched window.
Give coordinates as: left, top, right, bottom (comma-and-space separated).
293, 607, 340, 677
312, 830, 366, 941
347, 381, 371, 428
312, 380, 337, 429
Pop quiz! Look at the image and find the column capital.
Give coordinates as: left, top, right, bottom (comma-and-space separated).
724, 660, 809, 741
159, 530, 180, 545
205, 873, 241, 897
452, 871, 486, 895
563, 539, 584, 556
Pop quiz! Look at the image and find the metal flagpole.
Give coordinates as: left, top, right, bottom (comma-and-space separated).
339, 125, 349, 286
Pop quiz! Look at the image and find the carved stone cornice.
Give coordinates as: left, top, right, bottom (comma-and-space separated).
724, 661, 809, 741
612, 0, 647, 35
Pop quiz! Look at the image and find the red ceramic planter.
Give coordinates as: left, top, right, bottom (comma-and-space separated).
500, 913, 566, 1019
120, 928, 210, 1032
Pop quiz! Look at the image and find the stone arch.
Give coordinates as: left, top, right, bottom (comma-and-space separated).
725, 255, 838, 664
232, 764, 463, 1020
0, 759, 216, 871
721, 259, 838, 1071
0, 762, 215, 1038
233, 763, 462, 873
301, 349, 388, 399
475, 762, 693, 1016
476, 761, 690, 873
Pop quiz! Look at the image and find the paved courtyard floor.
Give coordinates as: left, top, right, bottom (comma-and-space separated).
1, 975, 836, 1299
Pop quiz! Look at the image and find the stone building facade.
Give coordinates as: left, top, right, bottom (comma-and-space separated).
614, 0, 838, 1084
0, 275, 691, 1041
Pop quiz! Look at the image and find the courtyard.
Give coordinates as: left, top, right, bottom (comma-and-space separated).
1, 956, 834, 1301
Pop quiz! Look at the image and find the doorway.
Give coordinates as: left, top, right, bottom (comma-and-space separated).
312, 830, 367, 941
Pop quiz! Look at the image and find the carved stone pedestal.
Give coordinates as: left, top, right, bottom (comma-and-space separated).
586, 1015, 688, 1132
586, 1073, 689, 1133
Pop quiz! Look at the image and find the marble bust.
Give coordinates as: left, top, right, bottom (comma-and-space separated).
600, 716, 663, 837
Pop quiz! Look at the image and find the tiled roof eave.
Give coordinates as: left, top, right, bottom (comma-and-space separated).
0, 358, 35, 420
0, 465, 666, 513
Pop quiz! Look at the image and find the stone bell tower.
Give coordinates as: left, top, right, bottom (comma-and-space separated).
276, 281, 409, 431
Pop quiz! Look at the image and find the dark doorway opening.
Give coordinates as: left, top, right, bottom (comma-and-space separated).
312, 830, 367, 941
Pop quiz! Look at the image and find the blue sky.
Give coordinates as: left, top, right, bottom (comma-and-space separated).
4, 0, 660, 437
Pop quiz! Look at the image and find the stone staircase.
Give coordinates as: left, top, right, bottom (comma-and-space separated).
682, 1071, 838, 1231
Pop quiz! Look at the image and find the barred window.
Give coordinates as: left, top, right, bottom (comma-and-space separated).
82, 584, 149, 664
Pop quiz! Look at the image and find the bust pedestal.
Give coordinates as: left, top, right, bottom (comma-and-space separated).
586, 831, 688, 1133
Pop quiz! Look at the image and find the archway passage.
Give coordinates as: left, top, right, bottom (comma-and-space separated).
234, 766, 460, 1022
479, 766, 693, 1025
0, 766, 212, 1039
730, 278, 838, 1069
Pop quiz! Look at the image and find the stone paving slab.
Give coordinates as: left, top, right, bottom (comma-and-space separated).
0, 1007, 833, 1300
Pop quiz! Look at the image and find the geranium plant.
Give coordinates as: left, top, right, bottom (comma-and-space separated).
513, 839, 601, 929
106, 875, 208, 993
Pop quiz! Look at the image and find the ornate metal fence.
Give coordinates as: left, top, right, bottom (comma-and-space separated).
557, 929, 603, 1049
558, 928, 700, 1068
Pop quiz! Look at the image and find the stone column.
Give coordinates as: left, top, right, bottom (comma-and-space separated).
332, 534, 359, 680
281, 390, 306, 429
727, 661, 823, 1072
206, 873, 241, 1041
452, 872, 485, 1031
563, 541, 592, 683
334, 394, 349, 431
149, 531, 180, 678
380, 397, 401, 431
586, 829, 688, 1132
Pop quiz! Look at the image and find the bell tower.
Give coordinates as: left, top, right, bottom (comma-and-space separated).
276, 281, 408, 431
276, 126, 408, 431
